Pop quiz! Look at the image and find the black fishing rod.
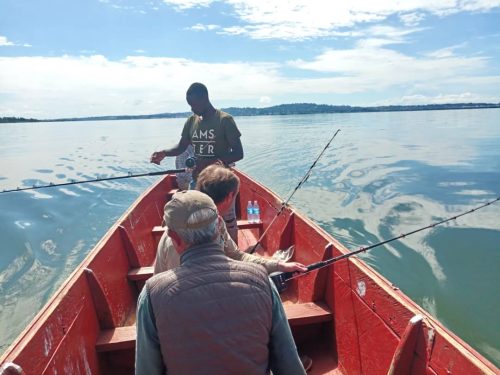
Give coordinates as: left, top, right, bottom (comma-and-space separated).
249, 128, 341, 254
0, 168, 186, 194
271, 195, 500, 292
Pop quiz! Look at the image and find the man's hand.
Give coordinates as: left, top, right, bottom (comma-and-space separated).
278, 261, 308, 273
150, 150, 166, 165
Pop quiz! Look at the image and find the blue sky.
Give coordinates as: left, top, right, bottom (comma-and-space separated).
1, 0, 499, 118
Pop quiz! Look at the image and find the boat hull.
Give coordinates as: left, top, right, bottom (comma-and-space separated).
1, 171, 497, 375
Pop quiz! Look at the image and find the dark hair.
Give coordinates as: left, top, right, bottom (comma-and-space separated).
186, 82, 208, 99
196, 165, 240, 204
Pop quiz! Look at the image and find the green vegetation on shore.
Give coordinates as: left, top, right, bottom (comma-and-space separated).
0, 117, 40, 123
2, 102, 499, 123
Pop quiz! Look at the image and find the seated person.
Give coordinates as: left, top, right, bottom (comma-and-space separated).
154, 164, 307, 275
136, 190, 306, 375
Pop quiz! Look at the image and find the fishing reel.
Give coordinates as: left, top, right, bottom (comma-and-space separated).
185, 157, 197, 169
270, 271, 295, 293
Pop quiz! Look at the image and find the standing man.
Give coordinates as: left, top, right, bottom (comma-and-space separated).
135, 190, 306, 375
150, 82, 243, 178
150, 82, 243, 240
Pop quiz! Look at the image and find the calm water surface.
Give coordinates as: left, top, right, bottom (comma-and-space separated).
1, 109, 499, 365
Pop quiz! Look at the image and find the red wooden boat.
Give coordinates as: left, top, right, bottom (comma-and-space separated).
1, 170, 498, 374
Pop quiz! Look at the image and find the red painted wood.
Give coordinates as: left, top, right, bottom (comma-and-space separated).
96, 326, 136, 352
352, 292, 400, 374
429, 331, 494, 375
329, 273, 363, 375
236, 219, 263, 230
94, 302, 332, 352
87, 230, 139, 327
347, 262, 415, 337
85, 268, 115, 329
237, 227, 260, 251
1, 170, 498, 375
1, 275, 101, 374
0, 175, 173, 373
127, 266, 154, 281
285, 302, 332, 326
411, 354, 438, 375
388, 315, 423, 374
41, 299, 101, 375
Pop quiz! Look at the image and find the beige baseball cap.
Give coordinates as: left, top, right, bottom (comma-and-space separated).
163, 190, 218, 230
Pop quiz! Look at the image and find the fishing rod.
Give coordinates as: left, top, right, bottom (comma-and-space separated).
0, 168, 186, 194
249, 128, 341, 254
271, 195, 500, 292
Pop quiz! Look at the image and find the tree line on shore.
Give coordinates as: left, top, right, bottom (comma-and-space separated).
2, 102, 499, 123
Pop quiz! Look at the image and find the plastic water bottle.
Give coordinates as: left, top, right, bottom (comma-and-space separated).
247, 200, 254, 223
253, 200, 260, 223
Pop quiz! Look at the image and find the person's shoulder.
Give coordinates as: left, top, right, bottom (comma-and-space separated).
147, 267, 179, 290
218, 110, 234, 121
184, 114, 199, 126
228, 257, 269, 279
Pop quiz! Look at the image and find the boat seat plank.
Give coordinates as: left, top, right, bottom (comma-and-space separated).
236, 220, 263, 230
96, 302, 332, 352
152, 220, 262, 237
285, 302, 332, 326
152, 226, 165, 235
96, 325, 136, 352
128, 266, 154, 281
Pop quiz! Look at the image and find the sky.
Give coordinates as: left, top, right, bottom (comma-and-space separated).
1, 0, 500, 119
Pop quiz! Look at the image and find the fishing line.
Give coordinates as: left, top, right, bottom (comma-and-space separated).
249, 128, 341, 254
0, 168, 186, 194
270, 195, 500, 292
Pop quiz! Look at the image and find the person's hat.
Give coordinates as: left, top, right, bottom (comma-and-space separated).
163, 190, 218, 230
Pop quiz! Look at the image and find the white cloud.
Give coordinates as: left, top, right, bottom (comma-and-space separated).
163, 0, 215, 10
259, 96, 271, 104
0, 42, 498, 118
383, 93, 500, 105
0, 36, 31, 47
399, 12, 426, 26
425, 43, 467, 58
189, 23, 220, 31
164, 0, 500, 40
0, 36, 14, 46
287, 45, 490, 92
0, 55, 283, 118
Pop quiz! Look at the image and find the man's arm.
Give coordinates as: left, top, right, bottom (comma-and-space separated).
223, 137, 243, 165
221, 116, 243, 165
221, 222, 306, 274
151, 136, 190, 165
135, 287, 165, 375
268, 281, 306, 375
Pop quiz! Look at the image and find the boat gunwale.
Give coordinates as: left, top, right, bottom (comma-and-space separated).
237, 169, 498, 373
0, 174, 168, 362
1, 170, 498, 373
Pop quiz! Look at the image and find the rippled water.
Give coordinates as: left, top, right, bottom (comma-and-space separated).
1, 109, 499, 365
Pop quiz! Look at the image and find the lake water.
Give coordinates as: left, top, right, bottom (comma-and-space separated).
1, 109, 499, 366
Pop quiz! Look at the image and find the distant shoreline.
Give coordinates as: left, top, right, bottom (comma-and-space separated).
2, 102, 499, 123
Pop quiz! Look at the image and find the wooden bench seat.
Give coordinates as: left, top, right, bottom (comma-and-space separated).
152, 220, 262, 236
128, 266, 154, 281
236, 220, 263, 230
284, 302, 332, 326
96, 302, 332, 352
96, 325, 136, 352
